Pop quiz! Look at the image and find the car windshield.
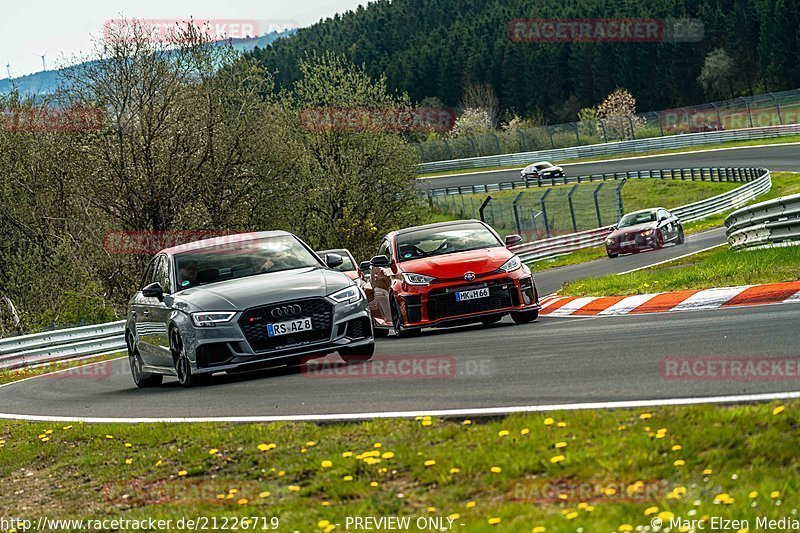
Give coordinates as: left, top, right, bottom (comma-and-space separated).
173, 235, 321, 289
618, 212, 657, 228
396, 223, 502, 262
536, 162, 553, 169
318, 250, 356, 272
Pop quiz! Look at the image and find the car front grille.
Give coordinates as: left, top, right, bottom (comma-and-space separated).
426, 279, 515, 321
239, 298, 333, 353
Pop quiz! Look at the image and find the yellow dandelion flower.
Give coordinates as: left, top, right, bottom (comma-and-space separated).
424, 459, 436, 467
177, 470, 188, 476
617, 425, 626, 431
427, 506, 436, 512
565, 512, 578, 520
498, 430, 510, 437
487, 517, 501, 525
543, 417, 554, 426
770, 491, 781, 499
208, 448, 219, 455
373, 442, 382, 448
421, 420, 432, 426
554, 442, 567, 448
370, 481, 379, 487
674, 459, 685, 467
321, 501, 330, 507
259, 491, 271, 498
448, 514, 460, 521
671, 444, 682, 451
288, 485, 300, 491
306, 441, 316, 447
639, 413, 652, 420
772, 405, 785, 415
237, 498, 248, 505
748, 491, 758, 499
520, 428, 530, 435
125, 459, 132, 465
550, 455, 565, 464
155, 460, 162, 467
277, 470, 285, 477
105, 434, 114, 439
466, 501, 476, 508
462, 419, 472, 425
342, 451, 353, 458
490, 466, 502, 473
318, 520, 330, 529
557, 422, 567, 428
63, 425, 73, 430
450, 467, 460, 474
703, 468, 713, 475
658, 512, 675, 521
644, 506, 659, 516
300, 448, 308, 453
532, 527, 546, 533
619, 525, 633, 532
124, 443, 132, 448
343, 475, 353, 481
381, 452, 395, 459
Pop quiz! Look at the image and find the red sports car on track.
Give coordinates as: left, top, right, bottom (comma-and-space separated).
365, 220, 541, 337
604, 207, 685, 258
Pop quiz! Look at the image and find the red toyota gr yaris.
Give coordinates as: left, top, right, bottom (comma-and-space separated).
365, 220, 541, 337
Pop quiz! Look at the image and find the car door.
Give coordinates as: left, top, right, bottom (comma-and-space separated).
132, 258, 158, 363
371, 239, 394, 325
658, 209, 675, 240
149, 255, 175, 367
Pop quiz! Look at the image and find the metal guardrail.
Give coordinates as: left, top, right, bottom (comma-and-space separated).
725, 193, 800, 250
0, 320, 126, 371
510, 168, 771, 262
419, 124, 800, 174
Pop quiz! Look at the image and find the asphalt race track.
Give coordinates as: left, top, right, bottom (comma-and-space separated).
1, 144, 798, 422
415, 143, 800, 190
0, 305, 797, 420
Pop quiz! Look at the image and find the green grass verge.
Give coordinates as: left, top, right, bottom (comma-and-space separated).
418, 136, 800, 178
0, 400, 796, 531
561, 245, 800, 297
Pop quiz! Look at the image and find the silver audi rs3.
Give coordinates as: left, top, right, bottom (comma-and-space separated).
125, 231, 375, 387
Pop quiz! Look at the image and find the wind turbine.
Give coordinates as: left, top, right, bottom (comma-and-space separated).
5, 62, 10, 79
33, 50, 49, 71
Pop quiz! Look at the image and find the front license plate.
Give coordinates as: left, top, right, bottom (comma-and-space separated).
456, 288, 490, 302
621, 240, 634, 247
267, 317, 313, 337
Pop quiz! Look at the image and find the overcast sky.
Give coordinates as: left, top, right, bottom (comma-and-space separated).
1, 0, 367, 79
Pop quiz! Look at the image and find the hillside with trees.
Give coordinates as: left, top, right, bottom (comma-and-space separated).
249, 0, 800, 122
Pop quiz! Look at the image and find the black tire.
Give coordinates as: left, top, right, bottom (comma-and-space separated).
127, 335, 162, 388
481, 315, 503, 325
511, 309, 538, 324
655, 230, 665, 250
676, 227, 685, 245
390, 294, 420, 338
339, 342, 375, 363
607, 252, 619, 258
170, 328, 208, 388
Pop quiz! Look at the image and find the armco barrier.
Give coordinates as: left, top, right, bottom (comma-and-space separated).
0, 320, 126, 370
510, 168, 771, 262
725, 193, 800, 250
419, 124, 800, 174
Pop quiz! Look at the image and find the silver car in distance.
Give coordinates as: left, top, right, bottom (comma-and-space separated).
125, 231, 375, 387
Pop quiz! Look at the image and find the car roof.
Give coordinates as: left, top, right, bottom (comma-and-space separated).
317, 248, 354, 258
161, 230, 293, 255
393, 219, 486, 237
625, 207, 666, 215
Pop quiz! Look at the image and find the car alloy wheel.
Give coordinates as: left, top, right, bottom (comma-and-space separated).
127, 335, 162, 388
390, 294, 419, 338
655, 231, 665, 249
170, 328, 206, 388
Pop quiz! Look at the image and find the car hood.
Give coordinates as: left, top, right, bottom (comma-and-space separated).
399, 247, 512, 279
172, 267, 352, 312
610, 222, 657, 238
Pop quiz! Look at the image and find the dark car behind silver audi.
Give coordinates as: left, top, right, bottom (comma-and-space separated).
125, 231, 374, 387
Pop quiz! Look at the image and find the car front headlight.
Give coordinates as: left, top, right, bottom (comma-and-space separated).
328, 285, 362, 304
191, 311, 236, 327
498, 256, 521, 273
641, 229, 655, 236
402, 273, 436, 286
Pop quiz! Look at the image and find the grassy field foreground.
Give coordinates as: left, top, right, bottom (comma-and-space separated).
0, 401, 797, 531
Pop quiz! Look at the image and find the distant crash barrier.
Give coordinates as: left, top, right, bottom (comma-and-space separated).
725, 193, 800, 250
0, 321, 126, 371
418, 124, 800, 174
509, 168, 771, 262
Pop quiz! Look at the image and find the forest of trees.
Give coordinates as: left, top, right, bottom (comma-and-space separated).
249, 0, 800, 123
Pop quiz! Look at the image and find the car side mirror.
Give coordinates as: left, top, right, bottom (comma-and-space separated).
505, 234, 523, 248
359, 260, 372, 272
370, 255, 391, 267
611, 225, 618, 230
142, 282, 164, 301
325, 253, 344, 268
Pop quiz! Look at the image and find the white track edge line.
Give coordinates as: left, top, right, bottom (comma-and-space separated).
0, 391, 797, 424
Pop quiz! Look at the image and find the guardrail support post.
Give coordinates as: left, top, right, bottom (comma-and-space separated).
567, 184, 579, 233
770, 93, 783, 125
593, 183, 605, 227
512, 192, 525, 235
615, 179, 627, 219
540, 189, 552, 239
479, 196, 492, 223
742, 97, 754, 128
